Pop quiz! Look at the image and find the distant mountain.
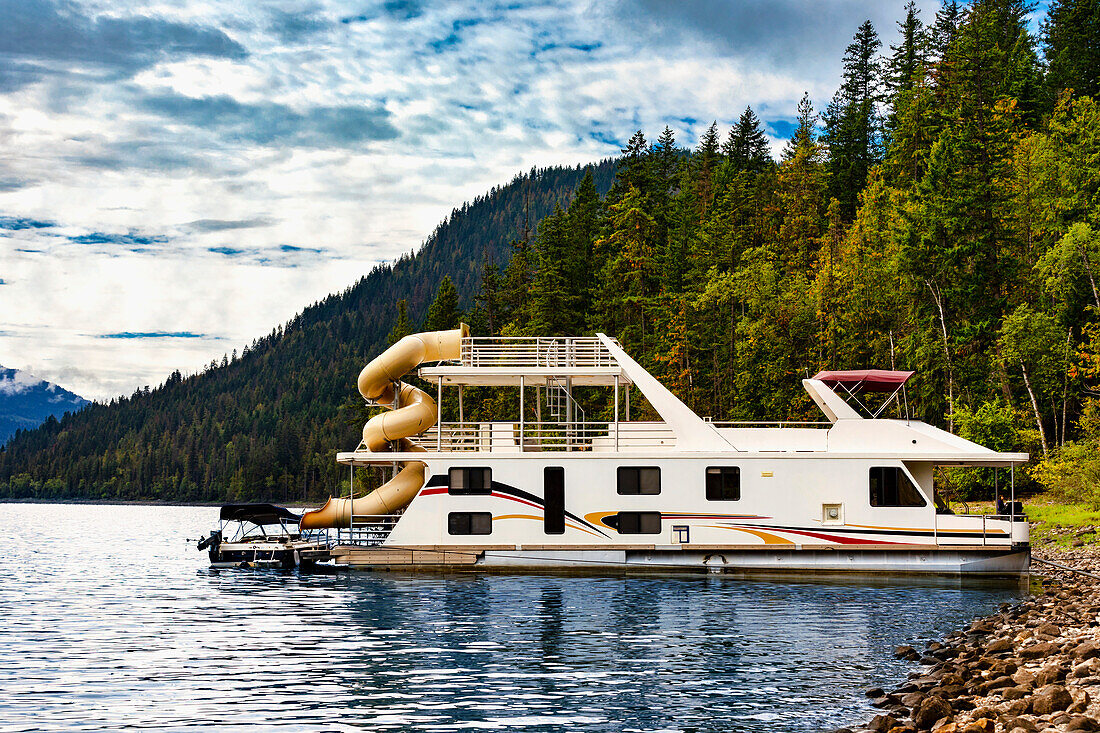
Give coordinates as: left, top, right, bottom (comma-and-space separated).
0, 160, 616, 501
0, 367, 88, 444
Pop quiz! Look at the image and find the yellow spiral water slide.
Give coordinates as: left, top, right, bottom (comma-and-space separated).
299, 325, 468, 530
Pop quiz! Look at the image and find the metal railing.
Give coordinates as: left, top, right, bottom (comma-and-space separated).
461, 336, 619, 368
411, 420, 677, 451
937, 512, 1025, 546
707, 420, 833, 429
325, 514, 401, 547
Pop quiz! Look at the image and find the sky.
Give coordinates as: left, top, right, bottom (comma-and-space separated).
0, 0, 978, 401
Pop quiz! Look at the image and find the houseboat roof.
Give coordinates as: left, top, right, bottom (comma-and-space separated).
811, 369, 915, 393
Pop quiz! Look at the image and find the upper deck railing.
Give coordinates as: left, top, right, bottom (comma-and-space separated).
460, 336, 619, 369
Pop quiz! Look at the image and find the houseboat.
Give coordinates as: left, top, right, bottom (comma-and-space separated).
299, 327, 1029, 576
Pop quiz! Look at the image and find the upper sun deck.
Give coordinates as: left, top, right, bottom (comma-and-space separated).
336, 331, 1028, 467
419, 336, 633, 387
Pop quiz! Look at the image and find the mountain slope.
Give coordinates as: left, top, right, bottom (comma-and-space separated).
0, 161, 615, 502
0, 368, 88, 445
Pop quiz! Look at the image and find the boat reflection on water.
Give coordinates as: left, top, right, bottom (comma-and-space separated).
204, 570, 1026, 732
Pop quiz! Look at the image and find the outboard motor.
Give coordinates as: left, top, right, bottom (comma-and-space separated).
197, 530, 221, 552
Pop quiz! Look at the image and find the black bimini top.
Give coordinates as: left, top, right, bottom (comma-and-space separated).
219, 503, 302, 525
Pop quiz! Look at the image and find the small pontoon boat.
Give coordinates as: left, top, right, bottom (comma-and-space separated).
198, 503, 329, 569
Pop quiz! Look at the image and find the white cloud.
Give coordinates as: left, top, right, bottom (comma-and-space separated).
0, 0, 930, 400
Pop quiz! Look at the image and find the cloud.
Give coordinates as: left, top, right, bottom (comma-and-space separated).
0, 368, 45, 395
98, 331, 208, 339
0, 0, 247, 90
268, 8, 331, 43
138, 92, 399, 147
0, 216, 56, 230
69, 231, 167, 246
187, 217, 274, 233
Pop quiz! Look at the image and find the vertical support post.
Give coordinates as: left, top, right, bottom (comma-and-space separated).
437, 376, 443, 452
519, 375, 525, 451
459, 386, 464, 423
565, 376, 573, 449
625, 385, 631, 422
1011, 465, 1016, 533
614, 374, 620, 451
348, 462, 354, 537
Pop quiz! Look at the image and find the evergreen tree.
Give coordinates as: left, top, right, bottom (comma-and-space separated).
823, 20, 884, 219
423, 276, 460, 331
723, 106, 772, 172
930, 1, 965, 60
387, 299, 413, 345
886, 1, 929, 127
1043, 0, 1100, 100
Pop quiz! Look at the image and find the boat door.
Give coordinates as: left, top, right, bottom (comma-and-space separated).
544, 467, 565, 535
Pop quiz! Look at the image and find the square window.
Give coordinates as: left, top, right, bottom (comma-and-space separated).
705, 467, 740, 501
449, 467, 492, 495
616, 511, 661, 534
448, 512, 492, 535
869, 467, 926, 507
617, 466, 661, 495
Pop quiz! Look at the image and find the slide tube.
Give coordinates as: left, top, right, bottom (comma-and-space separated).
300, 325, 467, 530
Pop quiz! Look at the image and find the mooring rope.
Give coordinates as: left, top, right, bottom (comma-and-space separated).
1032, 555, 1100, 581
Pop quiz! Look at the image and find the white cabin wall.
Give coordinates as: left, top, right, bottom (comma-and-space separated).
387, 455, 940, 547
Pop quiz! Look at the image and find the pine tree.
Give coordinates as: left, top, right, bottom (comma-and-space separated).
823, 20, 884, 219
423, 276, 460, 331
1043, 0, 1100, 100
619, 130, 651, 194
387, 299, 413, 345
930, 1, 965, 60
886, 2, 929, 115
778, 95, 827, 272
723, 106, 772, 172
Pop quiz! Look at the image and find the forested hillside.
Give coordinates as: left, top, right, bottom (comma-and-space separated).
0, 162, 613, 502
5, 0, 1100, 506
460, 0, 1100, 503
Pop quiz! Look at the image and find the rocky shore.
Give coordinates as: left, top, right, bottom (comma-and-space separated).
841, 550, 1100, 733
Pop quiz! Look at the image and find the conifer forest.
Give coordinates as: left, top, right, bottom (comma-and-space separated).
3, 0, 1100, 507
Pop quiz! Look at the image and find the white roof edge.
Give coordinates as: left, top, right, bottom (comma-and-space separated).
596, 333, 735, 451
802, 379, 861, 422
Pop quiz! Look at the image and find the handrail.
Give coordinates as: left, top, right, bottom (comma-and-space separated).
409, 420, 677, 451
460, 336, 619, 369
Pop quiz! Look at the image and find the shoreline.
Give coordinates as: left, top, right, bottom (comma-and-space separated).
844, 547, 1100, 733
0, 498, 319, 508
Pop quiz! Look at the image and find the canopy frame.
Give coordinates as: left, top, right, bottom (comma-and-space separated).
811, 369, 915, 419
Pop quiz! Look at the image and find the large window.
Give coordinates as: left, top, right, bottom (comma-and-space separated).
869, 467, 926, 507
544, 467, 565, 535
617, 466, 661, 495
617, 511, 662, 534
449, 467, 492, 495
705, 467, 741, 501
448, 512, 492, 535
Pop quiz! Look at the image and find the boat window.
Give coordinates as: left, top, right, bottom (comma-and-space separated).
869, 467, 926, 507
448, 512, 492, 535
617, 466, 661, 495
616, 511, 661, 534
449, 467, 492, 495
544, 467, 565, 535
705, 467, 741, 501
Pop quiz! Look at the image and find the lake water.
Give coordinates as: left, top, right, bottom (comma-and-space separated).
0, 503, 1027, 732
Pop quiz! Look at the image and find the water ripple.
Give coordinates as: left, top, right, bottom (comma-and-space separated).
0, 504, 1027, 732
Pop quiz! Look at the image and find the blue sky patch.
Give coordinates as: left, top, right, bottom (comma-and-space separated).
98, 331, 208, 339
